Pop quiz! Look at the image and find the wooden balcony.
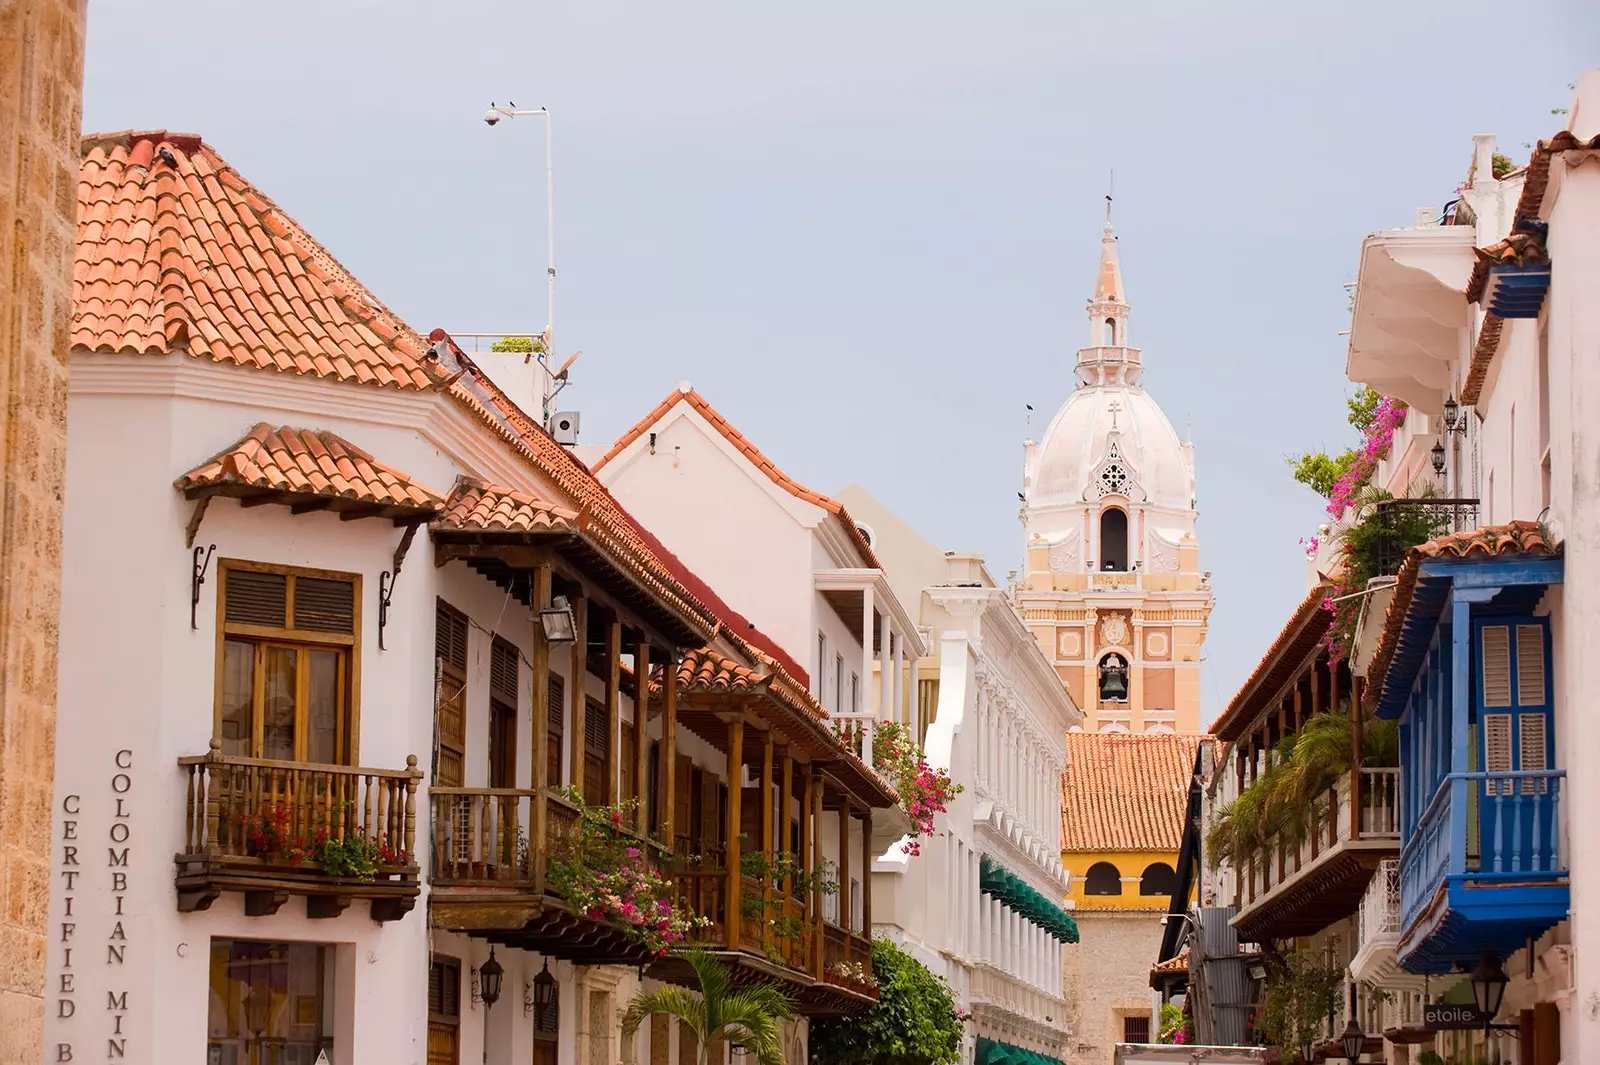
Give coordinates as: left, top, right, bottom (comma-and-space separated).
1397, 768, 1567, 972
428, 788, 667, 966
656, 866, 878, 1016
175, 742, 423, 921
1232, 768, 1400, 942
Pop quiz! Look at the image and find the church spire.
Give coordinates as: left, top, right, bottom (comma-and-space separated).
1078, 197, 1140, 388
1093, 194, 1125, 304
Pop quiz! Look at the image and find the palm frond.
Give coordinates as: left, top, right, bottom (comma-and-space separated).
621, 985, 703, 1041
684, 948, 732, 1013
1362, 717, 1400, 767
713, 989, 794, 1065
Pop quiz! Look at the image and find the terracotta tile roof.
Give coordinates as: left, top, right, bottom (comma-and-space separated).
1460, 132, 1600, 406
592, 385, 878, 567
1460, 314, 1506, 407
1061, 732, 1203, 853
76, 131, 443, 390
1464, 230, 1550, 305
174, 423, 443, 516
1151, 949, 1189, 974
435, 476, 578, 533
1211, 582, 1333, 743
676, 647, 768, 695
1363, 521, 1559, 712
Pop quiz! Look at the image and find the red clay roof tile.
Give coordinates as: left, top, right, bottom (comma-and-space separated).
174, 423, 443, 515
1362, 521, 1558, 711
435, 476, 579, 534
1211, 582, 1333, 743
1061, 732, 1202, 853
76, 130, 443, 391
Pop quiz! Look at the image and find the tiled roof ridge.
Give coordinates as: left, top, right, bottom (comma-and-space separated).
593, 385, 879, 567
174, 422, 443, 512
1211, 581, 1334, 742
1363, 521, 1559, 711
76, 130, 441, 390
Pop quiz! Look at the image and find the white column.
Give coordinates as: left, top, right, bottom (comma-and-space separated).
880, 624, 893, 726
861, 586, 874, 716
897, 637, 909, 733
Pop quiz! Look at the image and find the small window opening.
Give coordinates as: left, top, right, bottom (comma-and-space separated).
1100, 508, 1129, 571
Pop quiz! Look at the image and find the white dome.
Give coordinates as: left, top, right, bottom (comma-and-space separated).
1029, 386, 1191, 510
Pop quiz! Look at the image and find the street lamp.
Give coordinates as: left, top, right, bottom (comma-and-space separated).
526, 959, 557, 1026
539, 595, 577, 643
1441, 393, 1467, 435
478, 948, 504, 1009
1340, 982, 1365, 1062
1470, 952, 1509, 1024
1431, 437, 1447, 475
484, 100, 557, 368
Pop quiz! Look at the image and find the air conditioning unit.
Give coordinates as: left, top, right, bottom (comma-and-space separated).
551, 411, 581, 445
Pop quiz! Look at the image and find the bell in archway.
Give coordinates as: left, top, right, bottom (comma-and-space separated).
1099, 655, 1129, 702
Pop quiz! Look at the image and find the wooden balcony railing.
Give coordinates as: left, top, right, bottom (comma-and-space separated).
178, 743, 420, 874
1399, 769, 1566, 931
175, 743, 422, 920
822, 921, 876, 997
1243, 768, 1400, 906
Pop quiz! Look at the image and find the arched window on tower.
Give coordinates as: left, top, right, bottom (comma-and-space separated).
1084, 862, 1123, 896
1140, 862, 1177, 897
1104, 317, 1116, 345
1098, 653, 1129, 704
1100, 508, 1129, 571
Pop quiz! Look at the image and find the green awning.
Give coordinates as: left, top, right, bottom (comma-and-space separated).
979, 855, 1080, 943
976, 1037, 1065, 1065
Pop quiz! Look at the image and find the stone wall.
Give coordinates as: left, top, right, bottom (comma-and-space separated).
0, 0, 85, 1059
1062, 910, 1162, 1064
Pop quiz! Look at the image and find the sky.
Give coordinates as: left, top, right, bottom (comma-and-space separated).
82, 0, 1596, 725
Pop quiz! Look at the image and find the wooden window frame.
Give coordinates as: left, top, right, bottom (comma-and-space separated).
435, 600, 470, 787
214, 559, 363, 764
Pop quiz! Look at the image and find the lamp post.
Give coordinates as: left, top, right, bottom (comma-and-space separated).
483, 101, 557, 421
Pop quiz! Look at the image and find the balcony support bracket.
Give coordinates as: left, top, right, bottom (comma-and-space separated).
244, 889, 289, 917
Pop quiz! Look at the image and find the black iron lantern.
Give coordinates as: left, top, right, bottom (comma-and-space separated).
1470, 952, 1508, 1022
1341, 983, 1364, 1061
478, 948, 504, 1009
527, 959, 557, 1026
1431, 437, 1447, 475
1442, 393, 1466, 434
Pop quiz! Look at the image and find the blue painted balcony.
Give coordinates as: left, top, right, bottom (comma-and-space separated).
1366, 522, 1564, 974
1398, 768, 1566, 969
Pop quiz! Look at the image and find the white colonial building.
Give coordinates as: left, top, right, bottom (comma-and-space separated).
838, 487, 1082, 1065
45, 129, 897, 1065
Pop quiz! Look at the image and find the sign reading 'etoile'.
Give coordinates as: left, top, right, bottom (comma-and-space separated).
1424, 1003, 1493, 1031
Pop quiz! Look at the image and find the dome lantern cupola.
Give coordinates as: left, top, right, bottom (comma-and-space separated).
1078, 196, 1141, 389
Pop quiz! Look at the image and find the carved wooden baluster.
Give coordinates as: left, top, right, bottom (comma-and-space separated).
403, 756, 418, 868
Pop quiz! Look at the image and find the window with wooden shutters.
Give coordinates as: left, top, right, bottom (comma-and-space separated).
583, 697, 609, 800
1519, 713, 1549, 795
434, 603, 468, 787
1517, 625, 1546, 705
217, 561, 358, 764
1480, 625, 1512, 707
1483, 714, 1514, 796
428, 957, 461, 1065
489, 638, 519, 789
547, 673, 566, 787
1516, 623, 1550, 795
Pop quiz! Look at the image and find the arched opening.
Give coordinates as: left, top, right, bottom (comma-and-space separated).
1100, 507, 1129, 571
1104, 317, 1116, 345
1098, 653, 1129, 704
1084, 862, 1123, 896
1140, 862, 1178, 897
